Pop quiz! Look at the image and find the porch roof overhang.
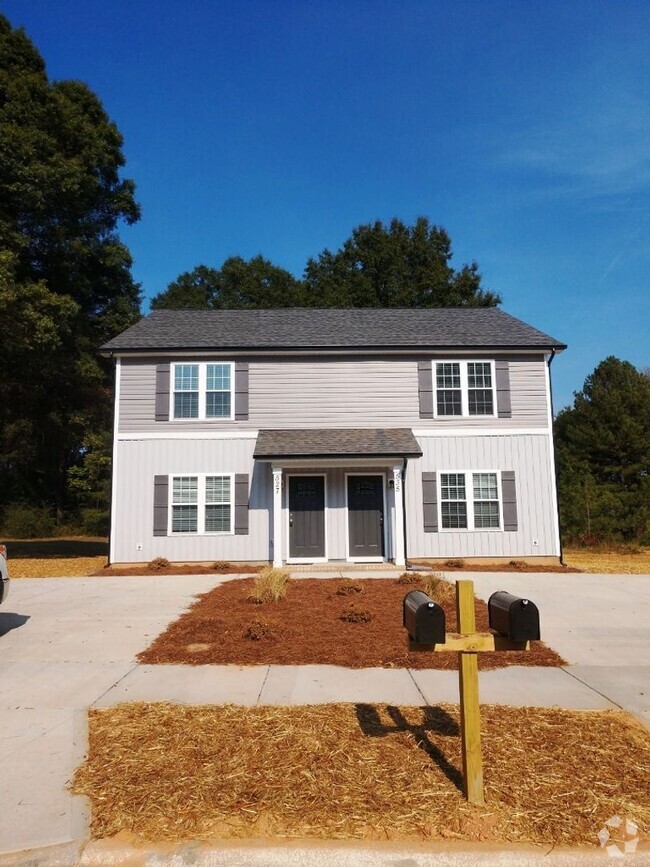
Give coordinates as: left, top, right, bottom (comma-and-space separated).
253, 428, 422, 463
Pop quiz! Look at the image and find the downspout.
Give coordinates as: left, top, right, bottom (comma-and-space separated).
402, 457, 409, 568
547, 349, 566, 566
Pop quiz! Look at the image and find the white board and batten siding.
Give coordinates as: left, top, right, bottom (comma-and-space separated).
117, 355, 549, 433
112, 438, 270, 564
406, 433, 559, 558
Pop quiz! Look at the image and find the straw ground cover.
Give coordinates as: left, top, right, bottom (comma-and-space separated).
563, 547, 650, 574
138, 576, 564, 670
72, 702, 650, 847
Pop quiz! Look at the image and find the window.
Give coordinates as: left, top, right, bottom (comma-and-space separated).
171, 474, 233, 534
436, 363, 462, 416
435, 361, 495, 417
171, 362, 234, 420
439, 472, 500, 530
472, 472, 500, 528
205, 475, 231, 531
171, 476, 198, 532
467, 362, 494, 415
174, 365, 199, 419
440, 473, 467, 528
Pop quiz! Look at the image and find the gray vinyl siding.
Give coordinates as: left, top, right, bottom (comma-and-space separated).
405, 433, 559, 558
117, 355, 549, 432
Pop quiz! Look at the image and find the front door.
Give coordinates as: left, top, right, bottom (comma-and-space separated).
347, 475, 385, 559
289, 476, 325, 559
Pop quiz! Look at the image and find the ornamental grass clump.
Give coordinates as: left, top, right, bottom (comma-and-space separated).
248, 566, 290, 604
148, 557, 170, 570
421, 572, 456, 606
396, 571, 422, 585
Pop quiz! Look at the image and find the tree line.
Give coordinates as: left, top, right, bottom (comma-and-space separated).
0, 14, 647, 545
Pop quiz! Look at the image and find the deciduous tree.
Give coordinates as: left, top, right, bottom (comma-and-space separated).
0, 15, 140, 525
304, 217, 500, 308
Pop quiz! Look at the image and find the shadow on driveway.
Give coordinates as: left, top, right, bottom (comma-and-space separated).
0, 538, 108, 558
0, 612, 30, 636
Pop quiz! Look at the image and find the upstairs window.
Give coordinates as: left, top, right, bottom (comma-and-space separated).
171, 362, 234, 420
436, 363, 462, 415
467, 362, 494, 415
435, 361, 496, 417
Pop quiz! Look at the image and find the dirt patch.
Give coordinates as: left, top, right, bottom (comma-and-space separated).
137, 577, 564, 670
72, 702, 650, 846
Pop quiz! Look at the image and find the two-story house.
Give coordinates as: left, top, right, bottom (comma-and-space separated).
101, 308, 566, 568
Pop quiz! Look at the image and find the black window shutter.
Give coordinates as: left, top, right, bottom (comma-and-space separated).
155, 363, 170, 421
501, 471, 518, 531
234, 473, 249, 535
495, 360, 512, 418
153, 475, 169, 536
417, 360, 433, 419
422, 471, 438, 532
235, 362, 249, 420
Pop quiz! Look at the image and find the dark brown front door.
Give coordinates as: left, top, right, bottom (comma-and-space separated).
289, 476, 325, 559
347, 475, 384, 558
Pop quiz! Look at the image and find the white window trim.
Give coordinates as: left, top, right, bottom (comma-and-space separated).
169, 472, 235, 535
170, 361, 235, 421
438, 469, 503, 532
433, 360, 497, 419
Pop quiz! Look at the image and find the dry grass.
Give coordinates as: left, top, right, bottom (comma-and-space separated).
72, 702, 650, 847
563, 547, 650, 574
248, 567, 290, 604
9, 556, 107, 578
421, 572, 457, 606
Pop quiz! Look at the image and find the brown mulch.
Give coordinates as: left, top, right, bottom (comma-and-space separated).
93, 563, 262, 577
137, 577, 565, 670
72, 701, 650, 846
415, 561, 581, 573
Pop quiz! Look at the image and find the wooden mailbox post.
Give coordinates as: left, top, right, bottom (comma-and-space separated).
407, 579, 533, 805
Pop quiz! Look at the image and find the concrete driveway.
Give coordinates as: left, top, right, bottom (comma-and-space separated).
0, 571, 648, 864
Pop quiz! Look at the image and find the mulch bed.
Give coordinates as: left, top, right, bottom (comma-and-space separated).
138, 577, 565, 670
414, 561, 581, 573
94, 563, 262, 577
72, 702, 650, 846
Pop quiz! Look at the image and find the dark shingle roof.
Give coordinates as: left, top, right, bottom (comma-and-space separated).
101, 308, 566, 353
254, 428, 423, 460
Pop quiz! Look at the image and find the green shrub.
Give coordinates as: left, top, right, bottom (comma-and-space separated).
79, 508, 110, 536
1, 504, 56, 538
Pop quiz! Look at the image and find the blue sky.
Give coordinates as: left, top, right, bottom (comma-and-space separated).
3, 0, 649, 409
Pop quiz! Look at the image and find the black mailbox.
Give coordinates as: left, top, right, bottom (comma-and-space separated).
488, 591, 540, 641
403, 590, 446, 644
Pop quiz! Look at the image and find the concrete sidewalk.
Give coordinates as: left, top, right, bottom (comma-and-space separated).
1, 572, 648, 865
